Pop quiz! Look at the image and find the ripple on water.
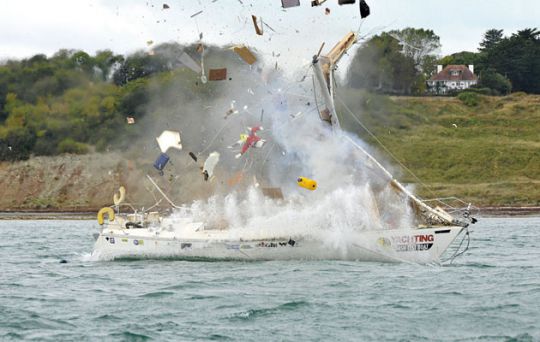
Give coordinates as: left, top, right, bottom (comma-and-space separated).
108, 331, 152, 341
228, 300, 310, 321
139, 291, 175, 298
1, 219, 540, 341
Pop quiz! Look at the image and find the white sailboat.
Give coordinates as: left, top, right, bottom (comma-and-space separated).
92, 32, 477, 263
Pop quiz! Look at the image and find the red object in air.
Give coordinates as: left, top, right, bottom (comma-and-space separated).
240, 127, 263, 155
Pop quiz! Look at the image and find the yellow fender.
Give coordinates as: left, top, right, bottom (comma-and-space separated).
97, 207, 115, 225
113, 186, 126, 205
297, 177, 317, 191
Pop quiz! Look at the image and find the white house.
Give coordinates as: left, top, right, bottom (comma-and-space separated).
427, 65, 478, 95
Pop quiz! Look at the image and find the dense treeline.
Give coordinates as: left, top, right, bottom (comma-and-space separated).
347, 27, 540, 95
0, 43, 233, 161
1, 28, 538, 161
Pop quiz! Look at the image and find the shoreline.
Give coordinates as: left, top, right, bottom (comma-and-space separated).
1, 207, 539, 220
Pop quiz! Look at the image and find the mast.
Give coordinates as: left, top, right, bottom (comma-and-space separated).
312, 32, 468, 228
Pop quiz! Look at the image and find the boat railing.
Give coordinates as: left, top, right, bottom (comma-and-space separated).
422, 197, 480, 220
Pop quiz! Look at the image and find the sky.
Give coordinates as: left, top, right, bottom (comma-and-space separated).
1, 0, 539, 73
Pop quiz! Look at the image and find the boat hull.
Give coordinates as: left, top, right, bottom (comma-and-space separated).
92, 225, 464, 263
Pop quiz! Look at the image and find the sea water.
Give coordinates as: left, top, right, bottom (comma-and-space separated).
0, 217, 539, 341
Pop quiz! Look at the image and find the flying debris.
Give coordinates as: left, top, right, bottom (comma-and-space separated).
224, 101, 239, 119
126, 117, 135, 124
203, 152, 220, 181
311, 0, 327, 6
196, 43, 204, 54
188, 152, 198, 162
251, 15, 263, 35
281, 0, 300, 8
156, 130, 182, 153
191, 10, 203, 18
153, 153, 170, 175
209, 68, 227, 81
325, 7, 331, 15
113, 186, 126, 206
232, 45, 257, 65
297, 177, 317, 190
338, 0, 355, 4
359, 0, 370, 18
179, 52, 202, 74
146, 40, 154, 46
162, 3, 170, 9
233, 126, 265, 158
261, 187, 284, 199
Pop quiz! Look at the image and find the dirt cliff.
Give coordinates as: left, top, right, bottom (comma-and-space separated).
0, 153, 216, 212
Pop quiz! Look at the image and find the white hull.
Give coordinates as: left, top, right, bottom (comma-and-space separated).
92, 219, 464, 263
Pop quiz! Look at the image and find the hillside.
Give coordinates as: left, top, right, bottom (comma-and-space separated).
1, 93, 538, 211
338, 91, 540, 206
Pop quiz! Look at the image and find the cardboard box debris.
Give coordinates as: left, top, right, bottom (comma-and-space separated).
261, 187, 284, 200
232, 45, 257, 65
209, 68, 228, 81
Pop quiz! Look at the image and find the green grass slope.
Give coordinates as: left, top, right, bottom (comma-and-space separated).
338, 91, 540, 206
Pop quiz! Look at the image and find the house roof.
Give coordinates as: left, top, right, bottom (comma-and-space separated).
429, 65, 477, 81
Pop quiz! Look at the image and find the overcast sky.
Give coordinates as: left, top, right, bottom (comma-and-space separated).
1, 0, 538, 73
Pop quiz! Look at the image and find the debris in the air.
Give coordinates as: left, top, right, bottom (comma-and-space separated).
263, 22, 276, 33
179, 52, 202, 73
232, 45, 257, 65
338, 0, 356, 4
126, 117, 135, 124
251, 15, 263, 35
203, 152, 220, 181
154, 153, 170, 174
113, 186, 126, 206
234, 126, 265, 158
196, 43, 204, 54
297, 177, 317, 190
290, 111, 302, 119
189, 152, 198, 162
325, 7, 330, 14
209, 68, 227, 81
162, 3, 170, 9
224, 101, 239, 119
452, 123, 458, 128
262, 187, 284, 200
311, 0, 327, 6
191, 10, 203, 18
146, 40, 154, 46
247, 88, 255, 95
281, 0, 300, 8
156, 130, 182, 153
359, 0, 370, 18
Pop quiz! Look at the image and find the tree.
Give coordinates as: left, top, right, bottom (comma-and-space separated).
347, 33, 418, 94
479, 29, 504, 51
478, 68, 512, 95
388, 28, 441, 76
483, 28, 540, 93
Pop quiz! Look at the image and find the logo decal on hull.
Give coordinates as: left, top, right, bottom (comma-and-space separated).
378, 234, 435, 252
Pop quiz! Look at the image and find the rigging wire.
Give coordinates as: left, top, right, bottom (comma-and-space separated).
336, 95, 438, 199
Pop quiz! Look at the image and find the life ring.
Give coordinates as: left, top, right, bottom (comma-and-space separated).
297, 177, 317, 191
97, 207, 115, 225
113, 186, 126, 205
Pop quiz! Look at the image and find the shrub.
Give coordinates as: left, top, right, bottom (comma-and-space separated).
458, 92, 480, 106
57, 138, 89, 154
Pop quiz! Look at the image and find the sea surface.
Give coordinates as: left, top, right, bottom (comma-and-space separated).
0, 217, 539, 341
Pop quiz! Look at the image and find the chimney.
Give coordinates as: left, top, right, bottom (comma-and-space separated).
468, 64, 474, 74
437, 65, 443, 74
